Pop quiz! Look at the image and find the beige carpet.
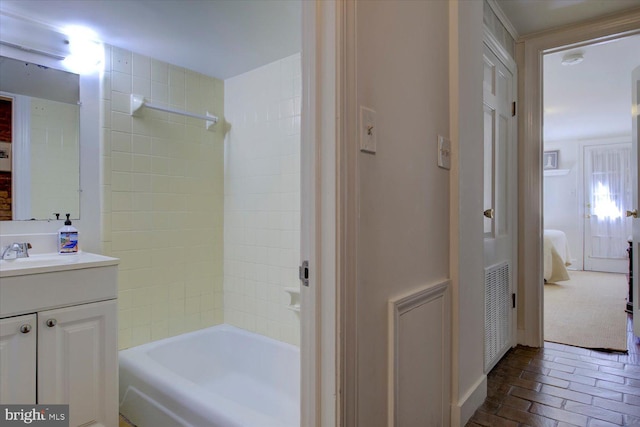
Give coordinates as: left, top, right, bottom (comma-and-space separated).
544, 270, 628, 352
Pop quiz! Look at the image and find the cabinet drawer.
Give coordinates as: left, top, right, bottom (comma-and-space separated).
0, 265, 117, 318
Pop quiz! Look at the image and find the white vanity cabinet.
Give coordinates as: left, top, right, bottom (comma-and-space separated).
39, 299, 117, 426
0, 252, 119, 427
0, 313, 37, 404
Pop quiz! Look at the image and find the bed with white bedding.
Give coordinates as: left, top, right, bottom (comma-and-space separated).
544, 229, 572, 283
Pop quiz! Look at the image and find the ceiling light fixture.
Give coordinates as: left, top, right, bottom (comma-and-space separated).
561, 52, 584, 66
0, 13, 70, 60
62, 26, 104, 74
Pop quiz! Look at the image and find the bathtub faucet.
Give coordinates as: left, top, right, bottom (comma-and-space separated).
1, 242, 32, 260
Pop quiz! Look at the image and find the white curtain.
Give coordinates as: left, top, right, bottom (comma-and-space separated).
588, 144, 632, 259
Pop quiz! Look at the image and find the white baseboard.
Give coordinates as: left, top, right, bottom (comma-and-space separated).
450, 374, 487, 427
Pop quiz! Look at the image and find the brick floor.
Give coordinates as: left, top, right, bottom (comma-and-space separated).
467, 315, 640, 426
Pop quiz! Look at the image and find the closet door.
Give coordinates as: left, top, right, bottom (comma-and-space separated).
482, 42, 517, 372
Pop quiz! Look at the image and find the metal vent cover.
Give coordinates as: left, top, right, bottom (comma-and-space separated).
484, 261, 510, 371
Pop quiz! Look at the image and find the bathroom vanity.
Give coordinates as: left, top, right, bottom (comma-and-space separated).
0, 252, 119, 427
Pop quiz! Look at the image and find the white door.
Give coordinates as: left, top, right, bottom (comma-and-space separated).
0, 313, 36, 404
482, 43, 517, 371
631, 66, 640, 337
38, 300, 117, 427
583, 143, 632, 273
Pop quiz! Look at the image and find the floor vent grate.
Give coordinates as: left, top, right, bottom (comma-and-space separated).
485, 261, 510, 371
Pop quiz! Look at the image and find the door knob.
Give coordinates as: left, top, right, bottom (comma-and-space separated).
20, 324, 32, 334
484, 209, 495, 219
46, 319, 57, 327
627, 209, 638, 218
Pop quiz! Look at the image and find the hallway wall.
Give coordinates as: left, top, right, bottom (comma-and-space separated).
352, 0, 453, 424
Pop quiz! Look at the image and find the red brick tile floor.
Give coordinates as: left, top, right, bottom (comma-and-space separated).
467, 315, 640, 426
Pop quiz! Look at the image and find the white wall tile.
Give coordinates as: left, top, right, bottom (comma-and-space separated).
132, 54, 151, 79
151, 59, 168, 84
131, 325, 151, 346
103, 46, 301, 350
101, 46, 225, 350
111, 131, 132, 153
112, 112, 132, 133
132, 76, 152, 99
112, 71, 132, 94
111, 91, 131, 113
111, 173, 132, 192
151, 81, 169, 104
223, 53, 301, 346
112, 47, 132, 74
132, 135, 152, 155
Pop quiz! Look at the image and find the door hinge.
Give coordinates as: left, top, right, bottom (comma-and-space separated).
512, 101, 516, 117
512, 293, 516, 308
299, 260, 310, 287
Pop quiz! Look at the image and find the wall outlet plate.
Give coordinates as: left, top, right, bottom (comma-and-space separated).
438, 135, 451, 170
360, 106, 377, 154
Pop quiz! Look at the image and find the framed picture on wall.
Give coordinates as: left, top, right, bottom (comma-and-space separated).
0, 142, 10, 172
543, 150, 559, 170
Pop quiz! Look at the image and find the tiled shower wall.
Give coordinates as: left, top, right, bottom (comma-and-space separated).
100, 45, 225, 349
223, 53, 302, 346
30, 98, 80, 219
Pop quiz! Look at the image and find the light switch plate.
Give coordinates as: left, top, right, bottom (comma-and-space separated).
438, 135, 451, 170
360, 106, 377, 154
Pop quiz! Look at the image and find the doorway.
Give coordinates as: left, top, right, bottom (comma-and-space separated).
540, 34, 640, 350
518, 10, 640, 348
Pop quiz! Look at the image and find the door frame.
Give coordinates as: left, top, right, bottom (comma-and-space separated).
0, 91, 31, 220
301, 1, 341, 425
518, 9, 640, 347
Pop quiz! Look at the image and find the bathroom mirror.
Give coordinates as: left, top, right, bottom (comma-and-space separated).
0, 55, 80, 221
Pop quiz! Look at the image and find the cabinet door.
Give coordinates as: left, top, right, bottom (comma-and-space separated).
38, 300, 117, 427
0, 314, 36, 404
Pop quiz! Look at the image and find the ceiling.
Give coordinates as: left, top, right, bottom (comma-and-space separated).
1, 0, 638, 143
0, 0, 301, 80
494, 0, 640, 36
494, 0, 640, 143
544, 34, 640, 142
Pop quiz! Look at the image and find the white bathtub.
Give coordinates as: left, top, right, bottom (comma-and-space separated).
119, 324, 300, 427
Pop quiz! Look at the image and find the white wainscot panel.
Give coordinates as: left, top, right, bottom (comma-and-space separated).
388, 280, 451, 427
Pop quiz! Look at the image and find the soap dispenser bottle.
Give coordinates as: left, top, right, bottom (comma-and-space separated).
58, 213, 79, 254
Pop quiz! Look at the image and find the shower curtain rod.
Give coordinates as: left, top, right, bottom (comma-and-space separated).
130, 93, 219, 130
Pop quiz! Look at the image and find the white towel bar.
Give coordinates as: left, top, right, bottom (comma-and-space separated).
129, 93, 218, 130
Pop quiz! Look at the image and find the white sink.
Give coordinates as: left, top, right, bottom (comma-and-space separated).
0, 252, 118, 277
0, 252, 119, 318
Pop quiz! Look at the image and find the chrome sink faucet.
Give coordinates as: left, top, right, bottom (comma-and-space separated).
1, 242, 32, 260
